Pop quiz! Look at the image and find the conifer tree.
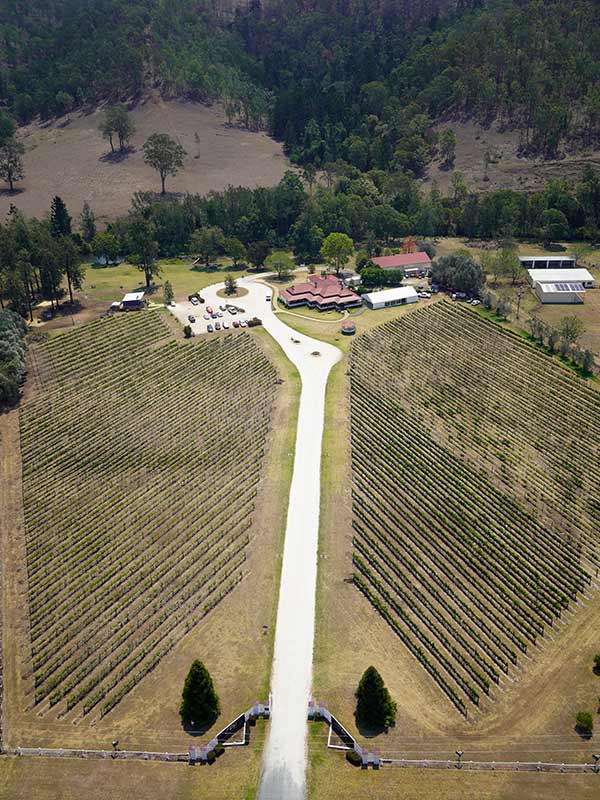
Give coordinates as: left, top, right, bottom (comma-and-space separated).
180, 660, 220, 727
355, 666, 396, 729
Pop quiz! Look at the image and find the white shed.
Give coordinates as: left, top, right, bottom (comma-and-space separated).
528, 268, 595, 288
362, 286, 419, 310
535, 282, 585, 304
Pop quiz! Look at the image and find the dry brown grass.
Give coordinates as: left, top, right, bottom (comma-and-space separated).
0, 326, 301, 798
1, 98, 288, 223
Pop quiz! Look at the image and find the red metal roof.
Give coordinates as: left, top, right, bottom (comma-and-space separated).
280, 274, 361, 308
372, 252, 431, 269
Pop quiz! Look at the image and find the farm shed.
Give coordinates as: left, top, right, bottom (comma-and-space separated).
535, 282, 585, 304
372, 252, 431, 277
121, 291, 145, 310
363, 286, 419, 310
519, 255, 575, 269
528, 268, 595, 288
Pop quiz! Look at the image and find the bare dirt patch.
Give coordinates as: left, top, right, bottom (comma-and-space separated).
2, 98, 289, 223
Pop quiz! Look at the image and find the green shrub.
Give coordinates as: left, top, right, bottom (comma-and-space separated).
594, 653, 600, 673
575, 711, 594, 736
183, 324, 192, 338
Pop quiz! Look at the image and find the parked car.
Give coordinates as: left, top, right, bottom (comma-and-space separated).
240, 319, 248, 327
232, 320, 240, 328
217, 311, 223, 317
203, 313, 210, 320
418, 291, 432, 299
222, 321, 229, 329
471, 299, 481, 306
215, 321, 221, 331
219, 304, 226, 311
190, 297, 199, 306
187, 314, 196, 323
265, 295, 271, 302
228, 307, 237, 315
206, 306, 213, 314
211, 312, 218, 319
207, 323, 214, 333
169, 301, 176, 308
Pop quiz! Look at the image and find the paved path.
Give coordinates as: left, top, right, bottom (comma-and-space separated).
189, 276, 342, 800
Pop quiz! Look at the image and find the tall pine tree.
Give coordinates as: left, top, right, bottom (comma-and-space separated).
50, 195, 71, 238
180, 660, 220, 728
355, 666, 396, 730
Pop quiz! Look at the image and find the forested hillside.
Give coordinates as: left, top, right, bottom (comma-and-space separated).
2, 0, 600, 177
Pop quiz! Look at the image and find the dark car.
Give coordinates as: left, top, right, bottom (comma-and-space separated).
215, 321, 221, 331
207, 323, 214, 333
211, 312, 218, 319
187, 314, 196, 323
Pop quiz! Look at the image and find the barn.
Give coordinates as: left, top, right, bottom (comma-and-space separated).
362, 286, 419, 310
528, 268, 595, 288
535, 282, 585, 304
519, 255, 576, 269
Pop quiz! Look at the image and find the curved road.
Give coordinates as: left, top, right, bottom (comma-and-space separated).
175, 276, 342, 800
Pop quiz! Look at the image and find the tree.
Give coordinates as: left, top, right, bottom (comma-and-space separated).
594, 653, 600, 673
355, 666, 396, 730
163, 280, 174, 304
183, 324, 192, 339
558, 315, 585, 347
92, 232, 120, 265
224, 274, 237, 295
99, 104, 135, 154
0, 138, 25, 192
575, 711, 593, 737
0, 112, 16, 145
266, 251, 294, 280
179, 660, 220, 728
224, 237, 247, 267
247, 241, 271, 270
571, 242, 592, 266
50, 196, 72, 238
431, 253, 485, 296
191, 227, 224, 267
541, 208, 569, 244
439, 128, 457, 167
302, 163, 317, 195
320, 232, 354, 276
79, 202, 97, 242
56, 236, 85, 305
143, 133, 187, 194
128, 216, 160, 289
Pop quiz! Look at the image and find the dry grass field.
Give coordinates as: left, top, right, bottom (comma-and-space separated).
425, 120, 600, 194
0, 97, 289, 223
0, 318, 301, 798
309, 301, 600, 799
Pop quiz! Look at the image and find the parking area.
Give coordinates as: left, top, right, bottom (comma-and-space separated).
168, 297, 252, 335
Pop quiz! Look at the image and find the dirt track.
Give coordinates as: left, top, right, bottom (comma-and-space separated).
1, 98, 289, 223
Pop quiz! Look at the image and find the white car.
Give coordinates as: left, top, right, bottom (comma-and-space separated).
240, 319, 248, 327
190, 297, 199, 305
222, 321, 229, 329
169, 301, 176, 308
418, 291, 431, 299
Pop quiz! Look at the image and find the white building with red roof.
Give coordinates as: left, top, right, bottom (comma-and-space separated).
279, 274, 362, 312
372, 252, 431, 276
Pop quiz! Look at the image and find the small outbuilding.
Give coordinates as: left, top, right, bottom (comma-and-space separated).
528, 268, 595, 288
121, 291, 145, 310
341, 320, 357, 335
535, 282, 585, 304
362, 286, 419, 310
